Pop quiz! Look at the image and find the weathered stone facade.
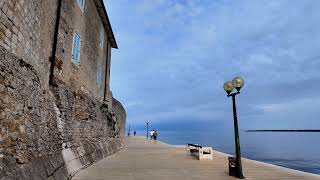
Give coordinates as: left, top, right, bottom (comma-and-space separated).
55, 0, 114, 103
112, 98, 127, 141
0, 0, 58, 89
0, 0, 125, 179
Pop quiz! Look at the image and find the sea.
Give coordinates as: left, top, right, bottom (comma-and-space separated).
134, 128, 320, 175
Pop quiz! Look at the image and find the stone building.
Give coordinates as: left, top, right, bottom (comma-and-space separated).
0, 0, 126, 179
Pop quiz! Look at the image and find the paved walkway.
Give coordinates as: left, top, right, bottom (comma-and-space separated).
73, 136, 320, 180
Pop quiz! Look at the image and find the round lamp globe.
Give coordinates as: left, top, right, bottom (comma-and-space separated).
223, 81, 234, 94
232, 77, 244, 91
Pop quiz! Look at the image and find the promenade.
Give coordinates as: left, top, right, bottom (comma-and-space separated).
72, 136, 320, 180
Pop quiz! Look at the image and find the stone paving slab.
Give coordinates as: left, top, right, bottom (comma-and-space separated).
72, 136, 320, 180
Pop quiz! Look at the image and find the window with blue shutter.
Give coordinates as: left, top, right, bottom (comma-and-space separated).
97, 64, 102, 87
76, 0, 86, 11
72, 32, 81, 65
100, 26, 104, 48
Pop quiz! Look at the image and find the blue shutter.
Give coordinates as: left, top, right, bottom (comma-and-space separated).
72, 33, 77, 64
100, 27, 104, 48
75, 33, 79, 64
72, 32, 80, 65
76, 34, 80, 64
81, 0, 85, 8
76, 0, 85, 10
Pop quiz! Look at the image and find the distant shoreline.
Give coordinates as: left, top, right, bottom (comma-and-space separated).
246, 130, 320, 132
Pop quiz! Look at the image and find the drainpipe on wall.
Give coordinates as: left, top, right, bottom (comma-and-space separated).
49, 0, 62, 86
103, 42, 110, 101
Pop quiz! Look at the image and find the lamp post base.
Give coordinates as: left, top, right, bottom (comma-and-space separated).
236, 172, 245, 179
228, 157, 245, 179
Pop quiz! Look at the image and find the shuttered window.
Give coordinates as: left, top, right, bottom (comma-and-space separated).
77, 0, 86, 11
100, 26, 104, 48
72, 32, 81, 65
97, 64, 102, 87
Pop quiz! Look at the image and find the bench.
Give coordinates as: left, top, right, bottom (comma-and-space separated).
186, 143, 213, 160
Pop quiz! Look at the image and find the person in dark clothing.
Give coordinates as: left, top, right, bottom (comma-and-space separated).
134, 131, 136, 136
153, 130, 158, 141
150, 130, 154, 140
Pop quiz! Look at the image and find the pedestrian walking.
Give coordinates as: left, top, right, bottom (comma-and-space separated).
150, 130, 154, 140
134, 131, 136, 136
153, 130, 158, 141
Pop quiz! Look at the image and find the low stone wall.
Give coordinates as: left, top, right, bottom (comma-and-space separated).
0, 47, 125, 179
112, 98, 126, 141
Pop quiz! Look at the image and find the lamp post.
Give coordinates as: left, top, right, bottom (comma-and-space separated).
146, 122, 149, 139
223, 77, 245, 179
128, 124, 131, 136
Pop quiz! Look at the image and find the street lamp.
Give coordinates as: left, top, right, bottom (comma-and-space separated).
224, 76, 245, 179
146, 122, 149, 139
128, 124, 131, 136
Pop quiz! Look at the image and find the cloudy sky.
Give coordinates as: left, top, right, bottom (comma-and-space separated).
105, 0, 320, 130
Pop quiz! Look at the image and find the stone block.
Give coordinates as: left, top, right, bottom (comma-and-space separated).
1, 4, 8, 14
0, 2, 4, 9
5, 29, 11, 38
12, 169, 25, 180
6, 9, 13, 21
53, 166, 68, 180
12, 17, 19, 26
21, 163, 37, 180
50, 154, 63, 170
82, 155, 93, 165
11, 26, 17, 35
46, 176, 55, 180
3, 43, 9, 50
0, 176, 15, 180
30, 158, 47, 179
43, 158, 55, 176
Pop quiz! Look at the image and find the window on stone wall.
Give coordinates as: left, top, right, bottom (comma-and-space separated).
77, 0, 86, 11
100, 25, 104, 48
72, 32, 81, 65
97, 64, 102, 87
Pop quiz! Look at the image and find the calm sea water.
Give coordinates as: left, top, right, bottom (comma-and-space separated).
135, 129, 320, 175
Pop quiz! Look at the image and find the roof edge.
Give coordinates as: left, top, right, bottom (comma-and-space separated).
95, 0, 118, 49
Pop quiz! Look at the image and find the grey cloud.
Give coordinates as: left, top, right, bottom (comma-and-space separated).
106, 0, 320, 128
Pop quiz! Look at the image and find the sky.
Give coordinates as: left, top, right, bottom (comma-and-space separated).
104, 0, 320, 130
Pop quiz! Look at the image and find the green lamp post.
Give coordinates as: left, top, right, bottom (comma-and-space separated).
224, 76, 245, 179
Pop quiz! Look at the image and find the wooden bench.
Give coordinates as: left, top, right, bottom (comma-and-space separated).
186, 143, 213, 160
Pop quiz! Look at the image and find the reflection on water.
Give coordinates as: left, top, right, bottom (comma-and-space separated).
135, 129, 320, 174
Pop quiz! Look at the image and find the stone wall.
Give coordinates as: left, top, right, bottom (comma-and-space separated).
0, 46, 125, 179
50, 77, 123, 151
112, 98, 126, 141
0, 0, 125, 179
0, 45, 62, 179
0, 0, 114, 101
0, 0, 58, 89
54, 0, 112, 101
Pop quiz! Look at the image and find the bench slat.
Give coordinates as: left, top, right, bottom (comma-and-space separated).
187, 143, 203, 148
